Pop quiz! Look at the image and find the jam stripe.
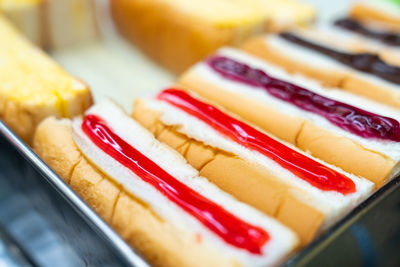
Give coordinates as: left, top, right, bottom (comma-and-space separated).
82, 114, 270, 254
158, 89, 356, 195
208, 56, 400, 142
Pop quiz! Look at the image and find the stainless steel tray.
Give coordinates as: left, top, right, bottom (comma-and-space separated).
2, 114, 400, 267
0, 121, 148, 267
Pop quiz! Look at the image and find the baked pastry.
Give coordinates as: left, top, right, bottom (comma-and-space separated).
350, 0, 400, 29
178, 48, 400, 186
242, 27, 400, 108
0, 15, 92, 143
132, 88, 374, 245
334, 17, 400, 48
111, 0, 315, 74
34, 99, 299, 267
0, 0, 99, 49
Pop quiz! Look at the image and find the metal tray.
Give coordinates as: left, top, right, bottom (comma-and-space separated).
0, 121, 148, 267
2, 111, 400, 267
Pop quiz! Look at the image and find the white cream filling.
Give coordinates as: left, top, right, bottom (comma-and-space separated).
72, 99, 298, 267
193, 47, 400, 162
143, 97, 374, 229
319, 24, 400, 59
318, 24, 391, 50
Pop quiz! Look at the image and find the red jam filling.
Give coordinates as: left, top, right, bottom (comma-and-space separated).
82, 114, 269, 254
158, 89, 356, 195
207, 56, 400, 142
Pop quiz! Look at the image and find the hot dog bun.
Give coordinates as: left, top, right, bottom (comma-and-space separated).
242, 30, 400, 109
178, 48, 400, 187
132, 98, 324, 245
34, 99, 299, 267
132, 89, 374, 245
350, 0, 400, 29
110, 0, 315, 74
33, 117, 243, 267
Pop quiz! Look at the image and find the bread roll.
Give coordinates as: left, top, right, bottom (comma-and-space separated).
350, 0, 400, 29
179, 47, 400, 187
133, 99, 324, 245
242, 29, 400, 108
34, 99, 299, 267
110, 0, 315, 74
132, 89, 374, 245
33, 118, 235, 267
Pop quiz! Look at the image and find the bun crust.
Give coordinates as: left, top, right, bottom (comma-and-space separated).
33, 117, 236, 267
351, 3, 400, 30
178, 72, 396, 187
132, 99, 325, 245
241, 37, 400, 109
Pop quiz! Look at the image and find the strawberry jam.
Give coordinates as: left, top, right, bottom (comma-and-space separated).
82, 114, 269, 254
208, 56, 400, 142
158, 89, 356, 195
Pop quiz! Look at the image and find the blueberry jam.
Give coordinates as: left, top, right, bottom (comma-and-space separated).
279, 33, 400, 85
335, 18, 400, 46
208, 56, 400, 142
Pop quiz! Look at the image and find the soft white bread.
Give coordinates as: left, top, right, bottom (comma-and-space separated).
133, 98, 325, 246
0, 15, 92, 144
133, 91, 373, 240
350, 0, 400, 29
34, 99, 299, 267
242, 29, 400, 109
178, 48, 400, 187
33, 117, 236, 267
110, 0, 315, 74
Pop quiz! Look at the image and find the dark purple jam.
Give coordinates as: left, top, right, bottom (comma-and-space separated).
335, 18, 400, 46
279, 33, 400, 85
208, 56, 400, 142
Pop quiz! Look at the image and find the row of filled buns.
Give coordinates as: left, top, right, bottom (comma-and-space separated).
1, 0, 399, 266
34, 2, 400, 266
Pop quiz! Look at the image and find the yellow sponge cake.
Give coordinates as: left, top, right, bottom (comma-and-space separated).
0, 15, 92, 143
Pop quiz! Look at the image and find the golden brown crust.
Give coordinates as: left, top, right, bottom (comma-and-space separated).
351, 3, 400, 30
177, 72, 396, 187
110, 0, 265, 74
297, 121, 395, 187
242, 37, 346, 88
132, 99, 324, 246
241, 37, 400, 109
33, 117, 237, 267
